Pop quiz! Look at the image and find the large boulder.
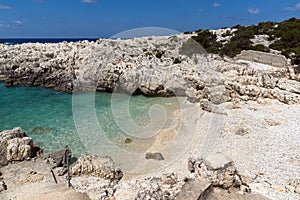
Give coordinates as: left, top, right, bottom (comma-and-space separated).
0, 127, 41, 167
71, 155, 123, 183
188, 153, 245, 189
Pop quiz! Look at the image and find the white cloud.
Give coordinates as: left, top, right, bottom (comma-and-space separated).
0, 4, 12, 9
15, 20, 22, 25
81, 0, 96, 3
212, 2, 221, 7
248, 8, 260, 14
283, 3, 300, 11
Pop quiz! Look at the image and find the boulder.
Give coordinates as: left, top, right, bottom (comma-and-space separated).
0, 127, 40, 167
176, 178, 212, 200
71, 155, 123, 183
42, 148, 71, 168
189, 153, 244, 189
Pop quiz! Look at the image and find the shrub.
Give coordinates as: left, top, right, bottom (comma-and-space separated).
251, 44, 270, 53
173, 58, 182, 64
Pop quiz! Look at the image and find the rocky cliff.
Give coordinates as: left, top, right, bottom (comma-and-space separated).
0, 35, 299, 104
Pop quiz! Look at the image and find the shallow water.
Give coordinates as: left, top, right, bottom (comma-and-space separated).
0, 83, 180, 157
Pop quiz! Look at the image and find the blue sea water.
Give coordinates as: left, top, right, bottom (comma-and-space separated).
0, 83, 179, 157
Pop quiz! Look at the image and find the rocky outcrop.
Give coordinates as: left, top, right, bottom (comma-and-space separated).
71, 155, 123, 183
42, 148, 71, 168
0, 36, 299, 105
0, 127, 41, 167
188, 153, 246, 190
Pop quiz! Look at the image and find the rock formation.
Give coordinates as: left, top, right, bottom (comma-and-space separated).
0, 35, 299, 105
71, 155, 123, 183
0, 127, 41, 167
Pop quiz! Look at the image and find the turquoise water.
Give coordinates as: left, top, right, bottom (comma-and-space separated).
0, 83, 180, 157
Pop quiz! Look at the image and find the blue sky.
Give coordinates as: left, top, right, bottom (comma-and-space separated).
0, 0, 299, 38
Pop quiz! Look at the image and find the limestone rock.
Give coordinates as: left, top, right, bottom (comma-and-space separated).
71, 155, 123, 182
189, 153, 244, 189
176, 178, 212, 200
235, 50, 287, 68
161, 173, 177, 185
203, 152, 233, 170
295, 183, 300, 195
42, 148, 71, 168
0, 127, 40, 167
0, 181, 7, 192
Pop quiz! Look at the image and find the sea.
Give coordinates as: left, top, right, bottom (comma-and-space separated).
0, 38, 180, 157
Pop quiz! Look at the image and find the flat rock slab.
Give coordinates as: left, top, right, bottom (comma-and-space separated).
207, 188, 271, 200
203, 152, 233, 170
176, 178, 212, 200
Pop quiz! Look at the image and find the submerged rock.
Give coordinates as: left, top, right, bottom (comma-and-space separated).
145, 152, 165, 161
31, 127, 56, 134
124, 138, 132, 144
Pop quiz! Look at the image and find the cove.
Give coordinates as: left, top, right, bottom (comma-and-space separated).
0, 83, 180, 157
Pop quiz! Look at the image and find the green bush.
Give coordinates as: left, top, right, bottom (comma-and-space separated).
191, 30, 223, 54
251, 44, 270, 53
188, 18, 300, 63
173, 58, 182, 64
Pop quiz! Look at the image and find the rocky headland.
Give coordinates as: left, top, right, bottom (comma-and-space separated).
0, 30, 300, 200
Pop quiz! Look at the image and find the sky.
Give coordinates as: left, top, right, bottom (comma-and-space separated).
0, 0, 299, 38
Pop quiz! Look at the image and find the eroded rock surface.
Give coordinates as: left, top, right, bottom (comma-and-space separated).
0, 127, 41, 167
0, 36, 299, 105
71, 155, 123, 183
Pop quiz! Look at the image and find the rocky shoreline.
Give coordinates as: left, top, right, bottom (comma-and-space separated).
0, 34, 300, 199
0, 34, 299, 105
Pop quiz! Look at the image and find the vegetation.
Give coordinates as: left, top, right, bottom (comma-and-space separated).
173, 57, 182, 64
191, 30, 223, 54
191, 18, 300, 64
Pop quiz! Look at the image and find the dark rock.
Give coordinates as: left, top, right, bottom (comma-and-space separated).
176, 178, 212, 200
42, 148, 71, 168
145, 152, 165, 161
0, 181, 7, 192
0, 148, 8, 167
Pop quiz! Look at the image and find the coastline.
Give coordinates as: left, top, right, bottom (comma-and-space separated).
0, 34, 300, 199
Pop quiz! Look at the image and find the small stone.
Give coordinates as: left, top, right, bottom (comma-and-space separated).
161, 173, 177, 185
272, 185, 285, 192
295, 184, 300, 195
240, 185, 251, 194
264, 119, 281, 126
125, 138, 132, 144
0, 181, 7, 192
249, 183, 267, 193
235, 128, 250, 136
285, 185, 295, 193
81, 179, 89, 186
